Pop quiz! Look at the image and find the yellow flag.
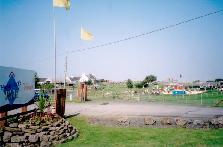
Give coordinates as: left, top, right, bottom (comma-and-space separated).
53, 0, 70, 10
81, 27, 94, 41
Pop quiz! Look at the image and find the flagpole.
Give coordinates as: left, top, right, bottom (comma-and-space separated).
53, 5, 57, 100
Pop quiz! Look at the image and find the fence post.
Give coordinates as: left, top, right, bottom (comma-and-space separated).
201, 94, 203, 105
0, 112, 7, 127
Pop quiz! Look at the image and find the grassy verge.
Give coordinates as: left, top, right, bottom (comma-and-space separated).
59, 116, 223, 147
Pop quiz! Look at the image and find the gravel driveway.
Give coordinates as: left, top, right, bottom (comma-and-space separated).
65, 101, 223, 119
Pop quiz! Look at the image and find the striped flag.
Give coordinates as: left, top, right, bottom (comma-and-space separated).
81, 27, 94, 41
53, 0, 70, 10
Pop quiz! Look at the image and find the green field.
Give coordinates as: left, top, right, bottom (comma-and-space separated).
67, 83, 223, 107
59, 116, 223, 147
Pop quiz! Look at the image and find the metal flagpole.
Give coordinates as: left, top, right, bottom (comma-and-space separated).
53, 5, 57, 100
64, 55, 67, 89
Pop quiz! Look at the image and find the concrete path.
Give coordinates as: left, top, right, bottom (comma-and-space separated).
65, 101, 223, 118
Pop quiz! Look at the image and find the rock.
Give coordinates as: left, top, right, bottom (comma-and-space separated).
48, 127, 56, 131
9, 123, 19, 128
41, 126, 49, 131
67, 135, 73, 141
5, 127, 21, 132
29, 126, 40, 130
144, 117, 156, 125
22, 128, 36, 134
0, 129, 3, 136
53, 119, 63, 127
3, 132, 12, 142
70, 129, 76, 135
40, 135, 49, 142
18, 124, 28, 129
59, 134, 66, 140
28, 135, 39, 143
117, 117, 130, 126
11, 135, 26, 143
210, 118, 219, 125
36, 128, 43, 133
49, 135, 57, 141
12, 131, 25, 136
5, 143, 21, 147
57, 129, 65, 135
72, 131, 79, 139
217, 116, 223, 125
192, 120, 204, 128
161, 118, 175, 125
175, 118, 187, 127
49, 131, 55, 136
40, 141, 52, 147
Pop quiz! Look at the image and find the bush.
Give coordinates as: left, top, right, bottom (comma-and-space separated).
36, 91, 47, 112
143, 75, 157, 83
126, 79, 134, 88
135, 82, 143, 88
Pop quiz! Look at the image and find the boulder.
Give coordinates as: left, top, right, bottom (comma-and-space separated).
40, 135, 49, 142
18, 124, 28, 129
144, 117, 156, 125
192, 120, 204, 128
9, 123, 19, 128
117, 117, 130, 126
29, 126, 40, 130
217, 116, 223, 125
161, 118, 175, 125
22, 128, 36, 134
40, 141, 52, 147
3, 131, 12, 142
11, 135, 26, 143
5, 127, 21, 132
175, 118, 187, 127
210, 118, 219, 125
28, 135, 39, 143
5, 143, 21, 147
12, 131, 25, 136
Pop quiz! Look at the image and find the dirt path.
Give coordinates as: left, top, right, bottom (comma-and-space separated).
65, 101, 223, 118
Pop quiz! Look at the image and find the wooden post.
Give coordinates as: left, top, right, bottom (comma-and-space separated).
55, 89, 66, 117
0, 112, 7, 128
84, 84, 88, 101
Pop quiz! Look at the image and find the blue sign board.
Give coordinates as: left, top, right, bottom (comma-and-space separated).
172, 90, 186, 95
0, 66, 35, 108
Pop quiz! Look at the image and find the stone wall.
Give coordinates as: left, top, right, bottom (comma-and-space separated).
89, 116, 223, 129
0, 117, 78, 147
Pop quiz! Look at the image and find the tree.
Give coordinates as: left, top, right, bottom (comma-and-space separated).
135, 82, 143, 88
143, 75, 157, 84
126, 79, 133, 88
215, 79, 223, 82
34, 73, 40, 89
86, 79, 93, 85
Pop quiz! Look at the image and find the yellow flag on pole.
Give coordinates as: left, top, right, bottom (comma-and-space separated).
53, 0, 70, 10
81, 27, 94, 41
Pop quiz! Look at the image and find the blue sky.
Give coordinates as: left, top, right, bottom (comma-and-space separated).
0, 0, 223, 82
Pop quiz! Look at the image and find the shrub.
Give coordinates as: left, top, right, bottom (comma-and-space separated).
135, 82, 144, 88
36, 91, 47, 112
143, 75, 157, 83
126, 79, 134, 88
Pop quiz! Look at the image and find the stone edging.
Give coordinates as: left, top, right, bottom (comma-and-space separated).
89, 116, 223, 129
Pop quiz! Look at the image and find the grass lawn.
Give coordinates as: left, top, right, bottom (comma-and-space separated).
58, 116, 223, 147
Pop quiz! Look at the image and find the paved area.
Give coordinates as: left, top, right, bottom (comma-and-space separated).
65, 101, 223, 118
